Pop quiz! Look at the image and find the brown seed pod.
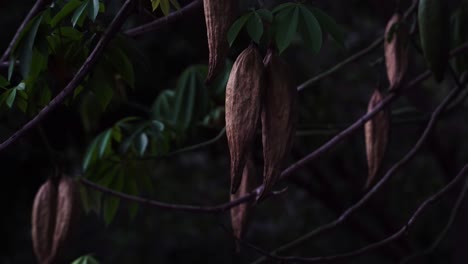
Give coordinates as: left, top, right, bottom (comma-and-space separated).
31, 179, 57, 264
226, 44, 264, 194
51, 176, 79, 260
230, 157, 255, 252
365, 90, 390, 187
259, 48, 297, 200
31, 176, 80, 264
203, 0, 237, 84
384, 13, 409, 91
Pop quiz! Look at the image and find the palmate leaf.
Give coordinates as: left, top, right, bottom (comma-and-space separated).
311, 7, 345, 47
246, 12, 264, 44
71, 255, 100, 264
274, 5, 299, 54
298, 6, 322, 53
227, 13, 251, 47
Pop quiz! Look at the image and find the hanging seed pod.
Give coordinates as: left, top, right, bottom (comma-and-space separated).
226, 44, 264, 194
203, 0, 237, 84
31, 179, 57, 264
365, 90, 390, 187
230, 157, 255, 252
384, 13, 409, 91
258, 48, 297, 201
50, 176, 79, 260
418, 0, 449, 82
31, 175, 80, 264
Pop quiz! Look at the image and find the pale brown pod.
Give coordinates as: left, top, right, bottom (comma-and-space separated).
50, 176, 79, 260
230, 157, 255, 252
365, 90, 390, 187
226, 44, 264, 194
31, 180, 57, 264
203, 0, 237, 84
384, 13, 409, 91
259, 48, 297, 201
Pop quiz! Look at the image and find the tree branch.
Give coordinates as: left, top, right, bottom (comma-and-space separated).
251, 69, 466, 264
80, 178, 258, 213
0, 0, 49, 63
0, 0, 137, 152
124, 0, 203, 37
278, 163, 468, 263
296, 0, 418, 91
400, 175, 468, 263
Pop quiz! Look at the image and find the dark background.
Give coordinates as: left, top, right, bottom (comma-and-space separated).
2, 0, 468, 263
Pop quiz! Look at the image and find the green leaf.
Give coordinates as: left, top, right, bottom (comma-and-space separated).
273, 2, 295, 13
169, 0, 180, 9
71, 0, 89, 27
98, 129, 113, 158
173, 69, 197, 130
83, 137, 99, 170
89, 0, 100, 21
71, 255, 100, 264
256, 9, 273, 22
151, 0, 161, 11
299, 6, 322, 53
19, 14, 44, 78
311, 7, 345, 47
112, 126, 122, 142
110, 48, 134, 89
50, 0, 82, 28
8, 57, 15, 81
274, 6, 299, 54
6, 88, 17, 108
227, 13, 251, 47
26, 49, 47, 86
135, 132, 149, 156
152, 90, 176, 121
160, 0, 170, 16
247, 13, 264, 44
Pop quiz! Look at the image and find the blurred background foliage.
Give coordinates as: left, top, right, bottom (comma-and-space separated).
1, 0, 468, 263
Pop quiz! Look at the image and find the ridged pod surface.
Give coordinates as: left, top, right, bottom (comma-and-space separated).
384, 13, 409, 91
365, 90, 390, 187
31, 176, 79, 264
31, 180, 57, 264
259, 48, 297, 200
203, 0, 237, 84
418, 0, 449, 82
226, 44, 264, 194
51, 176, 78, 260
230, 158, 255, 251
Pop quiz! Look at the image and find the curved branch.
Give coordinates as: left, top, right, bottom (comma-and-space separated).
296, 0, 418, 91
124, 0, 203, 37
400, 175, 468, 263
281, 163, 468, 263
80, 178, 257, 213
0, 0, 137, 152
0, 0, 49, 63
252, 69, 466, 264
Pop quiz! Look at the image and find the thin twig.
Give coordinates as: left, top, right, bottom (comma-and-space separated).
0, 0, 137, 152
252, 80, 465, 263
0, 0, 49, 63
400, 176, 468, 263
134, 127, 226, 161
124, 0, 203, 37
80, 178, 258, 213
296, 0, 418, 91
279, 163, 468, 263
